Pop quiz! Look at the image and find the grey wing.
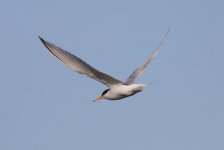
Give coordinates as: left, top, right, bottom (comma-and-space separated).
125, 29, 170, 84
39, 37, 123, 87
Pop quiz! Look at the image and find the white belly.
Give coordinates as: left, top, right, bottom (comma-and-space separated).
107, 84, 145, 100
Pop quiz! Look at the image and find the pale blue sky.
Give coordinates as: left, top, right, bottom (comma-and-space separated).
1, 0, 224, 150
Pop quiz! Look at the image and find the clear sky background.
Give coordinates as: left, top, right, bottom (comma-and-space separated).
1, 0, 224, 150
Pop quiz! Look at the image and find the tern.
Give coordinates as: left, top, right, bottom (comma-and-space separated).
39, 30, 169, 102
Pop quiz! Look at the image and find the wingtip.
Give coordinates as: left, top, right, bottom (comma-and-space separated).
167, 27, 171, 32
38, 36, 45, 43
165, 28, 171, 38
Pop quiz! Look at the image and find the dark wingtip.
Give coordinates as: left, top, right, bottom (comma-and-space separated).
38, 36, 50, 49
38, 36, 45, 43
165, 28, 171, 38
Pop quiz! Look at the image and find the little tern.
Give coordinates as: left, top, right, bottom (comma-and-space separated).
39, 30, 169, 102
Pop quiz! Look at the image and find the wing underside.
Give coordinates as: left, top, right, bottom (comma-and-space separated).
39, 37, 123, 87
125, 29, 170, 84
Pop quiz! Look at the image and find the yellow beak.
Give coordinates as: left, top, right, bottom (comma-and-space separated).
93, 95, 105, 102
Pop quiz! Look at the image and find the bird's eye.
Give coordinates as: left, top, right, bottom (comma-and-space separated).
102, 89, 109, 96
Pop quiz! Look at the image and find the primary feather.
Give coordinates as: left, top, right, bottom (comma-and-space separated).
39, 37, 123, 87
125, 29, 170, 84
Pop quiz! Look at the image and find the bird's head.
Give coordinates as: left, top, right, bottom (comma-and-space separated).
93, 89, 110, 102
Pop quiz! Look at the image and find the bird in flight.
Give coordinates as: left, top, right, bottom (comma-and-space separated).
39, 30, 169, 102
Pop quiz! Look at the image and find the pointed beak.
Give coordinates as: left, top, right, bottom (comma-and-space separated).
93, 95, 104, 102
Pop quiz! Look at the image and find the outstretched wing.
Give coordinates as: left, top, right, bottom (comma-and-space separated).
125, 29, 170, 84
39, 37, 123, 87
